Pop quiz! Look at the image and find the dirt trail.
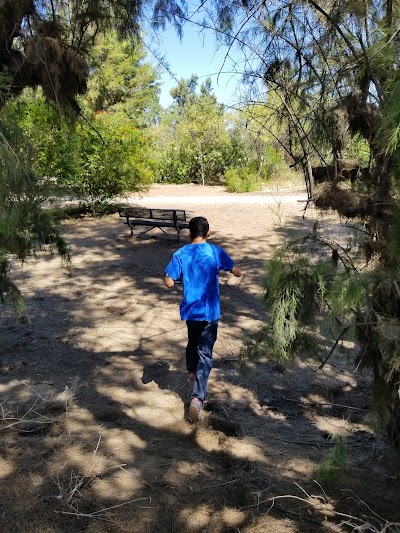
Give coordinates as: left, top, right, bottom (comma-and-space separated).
0, 184, 399, 532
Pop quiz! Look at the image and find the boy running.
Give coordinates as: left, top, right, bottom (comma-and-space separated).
164, 216, 242, 423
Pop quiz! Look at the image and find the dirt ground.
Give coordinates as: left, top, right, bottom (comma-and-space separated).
0, 184, 399, 532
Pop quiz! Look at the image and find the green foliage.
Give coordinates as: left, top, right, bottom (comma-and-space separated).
328, 270, 367, 317
315, 438, 348, 485
71, 112, 153, 205
84, 33, 160, 125
170, 75, 199, 109
155, 77, 235, 185
0, 114, 70, 314
205, 0, 400, 447
0, 72, 12, 107
10, 84, 155, 207
9, 91, 80, 188
379, 78, 400, 156
226, 106, 292, 186
155, 83, 292, 187
264, 250, 333, 360
156, 141, 195, 184
347, 133, 371, 168
6, 34, 160, 208
262, 145, 286, 180
260, 228, 400, 446
224, 167, 261, 192
0, 0, 184, 111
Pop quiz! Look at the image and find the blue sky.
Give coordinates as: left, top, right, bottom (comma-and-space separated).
146, 21, 246, 108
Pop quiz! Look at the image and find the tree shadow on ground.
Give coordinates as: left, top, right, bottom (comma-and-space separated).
0, 210, 399, 532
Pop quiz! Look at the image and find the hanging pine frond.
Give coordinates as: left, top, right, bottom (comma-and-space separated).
265, 249, 335, 360
0, 111, 70, 314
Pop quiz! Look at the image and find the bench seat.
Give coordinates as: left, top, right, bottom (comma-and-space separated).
118, 207, 189, 241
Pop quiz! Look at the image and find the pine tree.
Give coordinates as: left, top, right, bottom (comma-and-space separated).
204, 0, 400, 445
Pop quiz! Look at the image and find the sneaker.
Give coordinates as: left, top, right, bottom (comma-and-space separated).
189, 398, 203, 423
187, 372, 196, 383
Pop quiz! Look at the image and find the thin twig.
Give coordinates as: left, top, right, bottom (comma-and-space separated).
393, 281, 400, 301
203, 479, 238, 490
141, 479, 163, 494
221, 405, 231, 420
0, 396, 41, 431
166, 485, 183, 501
281, 396, 366, 411
240, 484, 400, 532
120, 302, 136, 315
317, 326, 350, 370
279, 438, 332, 446
57, 497, 151, 517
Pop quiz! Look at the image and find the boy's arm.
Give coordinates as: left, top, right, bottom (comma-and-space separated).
165, 253, 181, 288
164, 274, 175, 288
230, 265, 242, 277
219, 248, 242, 277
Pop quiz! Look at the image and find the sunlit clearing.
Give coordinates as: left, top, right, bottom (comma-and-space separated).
90, 468, 143, 500
0, 458, 14, 478
307, 414, 353, 435
179, 505, 245, 530
105, 429, 147, 461
97, 384, 185, 429
64, 443, 106, 476
224, 439, 267, 463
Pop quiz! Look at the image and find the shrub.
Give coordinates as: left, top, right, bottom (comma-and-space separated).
9, 94, 155, 208
64, 113, 153, 206
225, 167, 262, 192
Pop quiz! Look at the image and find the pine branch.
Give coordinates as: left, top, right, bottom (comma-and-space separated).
317, 326, 351, 371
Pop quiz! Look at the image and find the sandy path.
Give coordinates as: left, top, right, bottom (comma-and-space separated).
123, 184, 308, 205
1, 185, 397, 532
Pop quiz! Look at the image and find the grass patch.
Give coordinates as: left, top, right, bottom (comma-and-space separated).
315, 438, 348, 485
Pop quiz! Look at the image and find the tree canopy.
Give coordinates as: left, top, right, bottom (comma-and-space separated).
207, 0, 400, 445
85, 32, 160, 124
0, 0, 184, 110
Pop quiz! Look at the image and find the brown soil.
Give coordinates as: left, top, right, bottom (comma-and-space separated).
0, 184, 399, 532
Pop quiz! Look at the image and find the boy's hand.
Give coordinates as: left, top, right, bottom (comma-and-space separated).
231, 265, 242, 277
164, 275, 175, 288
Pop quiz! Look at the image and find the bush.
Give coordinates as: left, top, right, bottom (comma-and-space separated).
9, 94, 155, 207
225, 167, 262, 192
70, 113, 153, 205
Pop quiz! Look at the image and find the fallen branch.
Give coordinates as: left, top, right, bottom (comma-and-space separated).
56, 497, 150, 519
240, 483, 400, 532
281, 396, 366, 411
0, 396, 41, 431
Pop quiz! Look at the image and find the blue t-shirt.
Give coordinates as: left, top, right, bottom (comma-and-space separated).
165, 242, 235, 321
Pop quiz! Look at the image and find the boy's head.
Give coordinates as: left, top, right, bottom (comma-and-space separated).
189, 216, 209, 239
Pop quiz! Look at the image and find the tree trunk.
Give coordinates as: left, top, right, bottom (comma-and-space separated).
306, 157, 314, 199
388, 388, 400, 449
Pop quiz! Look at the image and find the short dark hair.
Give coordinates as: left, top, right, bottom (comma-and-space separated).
189, 216, 209, 238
